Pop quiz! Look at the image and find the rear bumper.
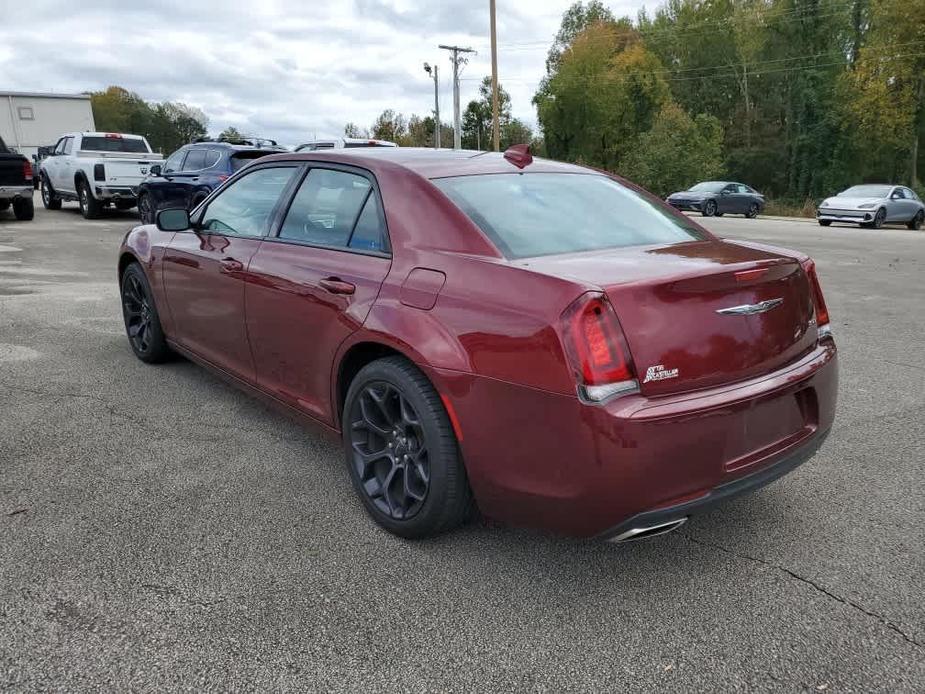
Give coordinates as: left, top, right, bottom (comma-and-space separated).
0, 185, 33, 200
435, 339, 838, 538
95, 185, 138, 201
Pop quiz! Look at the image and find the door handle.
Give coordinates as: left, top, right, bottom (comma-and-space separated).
220, 258, 244, 273
319, 277, 356, 295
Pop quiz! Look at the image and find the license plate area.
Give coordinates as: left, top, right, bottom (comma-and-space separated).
724, 388, 818, 473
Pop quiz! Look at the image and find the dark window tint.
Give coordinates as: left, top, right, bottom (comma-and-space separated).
182, 149, 208, 171
202, 167, 297, 237
203, 150, 221, 168
433, 173, 706, 259
279, 169, 372, 247
230, 151, 275, 171
0, 135, 8, 153
80, 136, 149, 153
349, 193, 388, 252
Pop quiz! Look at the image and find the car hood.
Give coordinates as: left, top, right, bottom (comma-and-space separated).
669, 191, 709, 199
822, 196, 882, 208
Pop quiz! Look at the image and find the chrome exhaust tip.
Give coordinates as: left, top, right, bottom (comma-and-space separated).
609, 517, 688, 543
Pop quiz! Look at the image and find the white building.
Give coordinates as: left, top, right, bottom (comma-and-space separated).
0, 91, 96, 160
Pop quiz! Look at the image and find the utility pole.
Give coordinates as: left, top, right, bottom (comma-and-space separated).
439, 44, 475, 149
489, 0, 500, 152
423, 62, 440, 149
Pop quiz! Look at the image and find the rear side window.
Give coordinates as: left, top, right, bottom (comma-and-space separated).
203, 150, 221, 168
80, 136, 149, 153
433, 173, 706, 259
278, 169, 387, 252
182, 149, 208, 171
231, 151, 275, 171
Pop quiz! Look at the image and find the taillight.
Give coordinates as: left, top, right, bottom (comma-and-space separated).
23, 160, 33, 181
801, 258, 831, 337
560, 292, 639, 403
93, 163, 106, 181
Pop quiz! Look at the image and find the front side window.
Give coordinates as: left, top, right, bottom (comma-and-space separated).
279, 168, 380, 249
163, 149, 185, 173
891, 188, 906, 199
201, 167, 297, 237
62, 137, 74, 155
433, 173, 706, 259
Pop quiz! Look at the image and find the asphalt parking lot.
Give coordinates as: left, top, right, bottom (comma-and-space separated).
1, 194, 923, 692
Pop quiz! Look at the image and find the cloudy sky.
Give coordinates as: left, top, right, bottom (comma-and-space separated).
2, 0, 645, 146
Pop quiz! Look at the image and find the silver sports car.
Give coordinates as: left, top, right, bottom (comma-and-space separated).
817, 184, 924, 229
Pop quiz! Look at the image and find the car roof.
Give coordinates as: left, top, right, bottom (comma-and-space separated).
259, 147, 592, 179
187, 141, 285, 152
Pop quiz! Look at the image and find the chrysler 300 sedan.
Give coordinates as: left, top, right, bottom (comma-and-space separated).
118, 146, 838, 541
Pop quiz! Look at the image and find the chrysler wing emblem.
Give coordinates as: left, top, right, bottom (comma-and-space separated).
716, 298, 784, 316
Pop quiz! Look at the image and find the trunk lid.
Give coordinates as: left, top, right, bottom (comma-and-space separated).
518, 240, 816, 396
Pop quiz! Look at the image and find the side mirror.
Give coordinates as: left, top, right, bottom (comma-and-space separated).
720, 190, 731, 195
155, 208, 190, 231
890, 192, 900, 200
149, 164, 162, 177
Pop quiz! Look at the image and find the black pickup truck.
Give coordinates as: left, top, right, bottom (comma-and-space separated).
0, 135, 34, 220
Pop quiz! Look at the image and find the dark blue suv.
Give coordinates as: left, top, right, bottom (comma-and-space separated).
137, 139, 286, 223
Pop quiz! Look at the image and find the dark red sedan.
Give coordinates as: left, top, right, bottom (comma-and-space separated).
117, 146, 837, 541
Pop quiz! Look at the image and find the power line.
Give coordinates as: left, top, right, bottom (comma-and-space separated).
439, 44, 476, 150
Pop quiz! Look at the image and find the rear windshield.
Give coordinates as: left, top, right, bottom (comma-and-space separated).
230, 151, 276, 171
433, 173, 706, 259
80, 136, 150, 153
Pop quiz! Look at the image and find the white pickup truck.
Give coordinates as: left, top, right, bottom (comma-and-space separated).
39, 132, 163, 219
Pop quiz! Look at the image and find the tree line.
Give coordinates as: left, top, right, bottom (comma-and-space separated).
534, 0, 924, 200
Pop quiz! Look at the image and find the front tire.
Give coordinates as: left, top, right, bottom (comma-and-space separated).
78, 179, 103, 219
120, 263, 172, 363
12, 197, 34, 221
818, 220, 831, 227
41, 176, 62, 210
701, 199, 717, 217
342, 356, 472, 539
863, 207, 886, 229
908, 210, 924, 231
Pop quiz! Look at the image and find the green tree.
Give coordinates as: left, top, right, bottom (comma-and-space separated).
545, 0, 616, 74
344, 122, 367, 138
622, 104, 724, 197
370, 109, 407, 143
219, 126, 244, 141
462, 77, 512, 150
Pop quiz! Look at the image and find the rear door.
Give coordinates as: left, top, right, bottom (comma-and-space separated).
162, 164, 301, 381
246, 165, 392, 424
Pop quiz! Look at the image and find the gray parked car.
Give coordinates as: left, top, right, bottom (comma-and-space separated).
666, 181, 765, 218
817, 184, 924, 229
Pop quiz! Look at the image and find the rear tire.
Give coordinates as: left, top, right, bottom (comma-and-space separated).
78, 179, 103, 219
342, 356, 472, 539
41, 176, 62, 210
120, 263, 172, 363
746, 202, 760, 219
138, 193, 155, 224
908, 210, 924, 231
12, 197, 34, 221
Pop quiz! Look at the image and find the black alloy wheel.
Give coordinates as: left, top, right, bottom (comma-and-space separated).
138, 193, 155, 224
120, 264, 171, 363
702, 199, 717, 217
343, 356, 472, 538
871, 207, 886, 229
908, 210, 924, 231
349, 381, 431, 521
746, 202, 760, 219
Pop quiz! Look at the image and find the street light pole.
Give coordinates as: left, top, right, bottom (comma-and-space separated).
439, 44, 475, 150
490, 0, 500, 152
423, 62, 440, 149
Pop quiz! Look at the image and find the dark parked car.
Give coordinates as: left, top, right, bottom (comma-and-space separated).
137, 139, 286, 223
667, 181, 765, 218
118, 147, 837, 541
0, 135, 34, 220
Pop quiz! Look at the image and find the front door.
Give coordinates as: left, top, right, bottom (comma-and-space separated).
162, 164, 300, 381
246, 166, 392, 424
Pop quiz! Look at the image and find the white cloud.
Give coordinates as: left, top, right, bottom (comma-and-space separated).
1, 0, 645, 148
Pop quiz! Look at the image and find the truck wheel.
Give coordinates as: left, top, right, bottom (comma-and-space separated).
41, 176, 62, 210
77, 179, 103, 219
13, 197, 34, 221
